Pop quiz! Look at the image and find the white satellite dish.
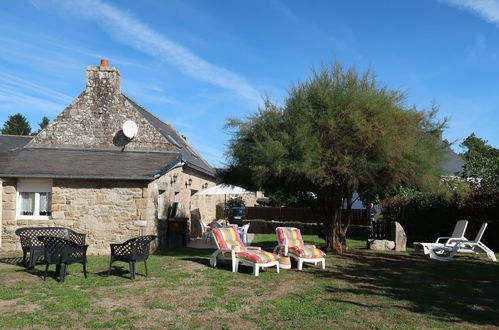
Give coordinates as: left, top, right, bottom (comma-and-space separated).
122, 120, 138, 139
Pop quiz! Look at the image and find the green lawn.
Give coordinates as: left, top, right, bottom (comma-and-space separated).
0, 235, 498, 329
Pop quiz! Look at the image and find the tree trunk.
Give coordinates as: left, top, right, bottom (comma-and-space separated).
322, 194, 346, 253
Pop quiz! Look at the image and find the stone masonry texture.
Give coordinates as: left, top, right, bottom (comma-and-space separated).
0, 63, 217, 255
28, 66, 176, 152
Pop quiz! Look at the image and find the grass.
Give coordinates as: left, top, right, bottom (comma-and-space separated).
0, 235, 498, 329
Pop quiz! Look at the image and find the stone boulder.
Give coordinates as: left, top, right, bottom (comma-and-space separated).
391, 221, 407, 251
367, 239, 395, 250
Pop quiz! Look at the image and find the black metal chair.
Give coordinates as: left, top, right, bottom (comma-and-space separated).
107, 235, 157, 280
37, 236, 88, 283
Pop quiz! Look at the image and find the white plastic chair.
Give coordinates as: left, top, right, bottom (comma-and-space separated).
199, 219, 212, 243
238, 224, 250, 245
413, 220, 468, 254
429, 223, 497, 262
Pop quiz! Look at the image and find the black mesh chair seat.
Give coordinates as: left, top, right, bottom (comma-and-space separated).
37, 236, 88, 283
15, 227, 86, 268
107, 235, 157, 280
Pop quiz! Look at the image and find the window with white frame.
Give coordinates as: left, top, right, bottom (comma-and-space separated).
16, 180, 52, 219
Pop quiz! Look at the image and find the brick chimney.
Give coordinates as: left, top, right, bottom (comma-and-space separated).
85, 59, 120, 94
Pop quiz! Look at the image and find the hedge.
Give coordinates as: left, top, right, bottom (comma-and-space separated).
381, 190, 499, 250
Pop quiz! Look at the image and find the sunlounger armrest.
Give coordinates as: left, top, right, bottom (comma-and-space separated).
245, 246, 262, 250
435, 237, 452, 243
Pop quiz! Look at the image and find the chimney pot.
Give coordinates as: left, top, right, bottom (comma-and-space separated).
100, 59, 109, 67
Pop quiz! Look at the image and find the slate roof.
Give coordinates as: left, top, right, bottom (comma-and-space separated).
0, 147, 181, 181
124, 95, 215, 177
441, 146, 465, 175
0, 135, 32, 152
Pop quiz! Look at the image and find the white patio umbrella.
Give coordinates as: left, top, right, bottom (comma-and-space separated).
194, 184, 254, 211
195, 184, 254, 196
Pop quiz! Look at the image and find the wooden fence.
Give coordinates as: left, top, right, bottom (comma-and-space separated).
246, 207, 369, 225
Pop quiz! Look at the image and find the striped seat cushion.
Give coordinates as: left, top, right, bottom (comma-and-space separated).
288, 245, 325, 259
277, 227, 325, 259
213, 227, 244, 250
222, 249, 278, 264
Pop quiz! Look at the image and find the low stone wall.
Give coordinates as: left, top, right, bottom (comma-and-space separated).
244, 219, 371, 238
243, 220, 321, 235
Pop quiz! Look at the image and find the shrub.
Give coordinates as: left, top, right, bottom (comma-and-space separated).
381, 189, 499, 249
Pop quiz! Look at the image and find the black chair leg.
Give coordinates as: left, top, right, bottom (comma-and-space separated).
29, 254, 35, 269
60, 264, 67, 283
22, 252, 27, 266
129, 261, 135, 280
144, 260, 148, 277
82, 262, 88, 279
44, 263, 49, 281
107, 258, 113, 276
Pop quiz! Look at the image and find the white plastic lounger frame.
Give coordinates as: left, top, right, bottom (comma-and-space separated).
209, 227, 279, 276
413, 220, 468, 254
429, 223, 497, 262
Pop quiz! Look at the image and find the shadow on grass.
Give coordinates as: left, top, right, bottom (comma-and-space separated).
0, 256, 24, 266
313, 249, 499, 326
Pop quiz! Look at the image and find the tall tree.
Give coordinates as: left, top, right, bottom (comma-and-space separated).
0, 113, 32, 135
460, 133, 499, 191
223, 63, 446, 252
33, 116, 50, 135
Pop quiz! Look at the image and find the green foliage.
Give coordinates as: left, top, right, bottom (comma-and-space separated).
226, 196, 244, 209
381, 188, 499, 249
1, 113, 32, 135
460, 133, 499, 191
32, 116, 50, 135
223, 62, 446, 251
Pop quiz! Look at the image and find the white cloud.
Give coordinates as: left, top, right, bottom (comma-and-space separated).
0, 71, 73, 103
442, 0, 499, 26
33, 0, 262, 106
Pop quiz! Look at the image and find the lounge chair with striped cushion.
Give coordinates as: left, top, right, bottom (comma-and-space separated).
273, 227, 326, 270
210, 227, 279, 276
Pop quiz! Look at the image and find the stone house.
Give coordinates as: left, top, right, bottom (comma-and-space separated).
0, 60, 216, 255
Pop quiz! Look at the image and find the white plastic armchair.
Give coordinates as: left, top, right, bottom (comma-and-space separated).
199, 219, 212, 243
413, 220, 468, 255
238, 223, 250, 245
429, 223, 497, 262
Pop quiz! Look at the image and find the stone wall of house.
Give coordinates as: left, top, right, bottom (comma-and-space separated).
148, 165, 216, 239
0, 166, 218, 255
1, 178, 19, 252
0, 178, 156, 256
28, 65, 175, 152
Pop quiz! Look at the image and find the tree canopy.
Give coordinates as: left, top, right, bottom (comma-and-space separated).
460, 133, 499, 191
223, 63, 446, 252
0, 113, 32, 135
0, 114, 51, 136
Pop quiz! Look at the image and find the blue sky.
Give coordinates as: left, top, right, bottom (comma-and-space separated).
1, 0, 498, 167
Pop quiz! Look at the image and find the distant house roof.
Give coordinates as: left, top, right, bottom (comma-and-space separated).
0, 147, 181, 181
0, 135, 32, 152
441, 146, 465, 175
